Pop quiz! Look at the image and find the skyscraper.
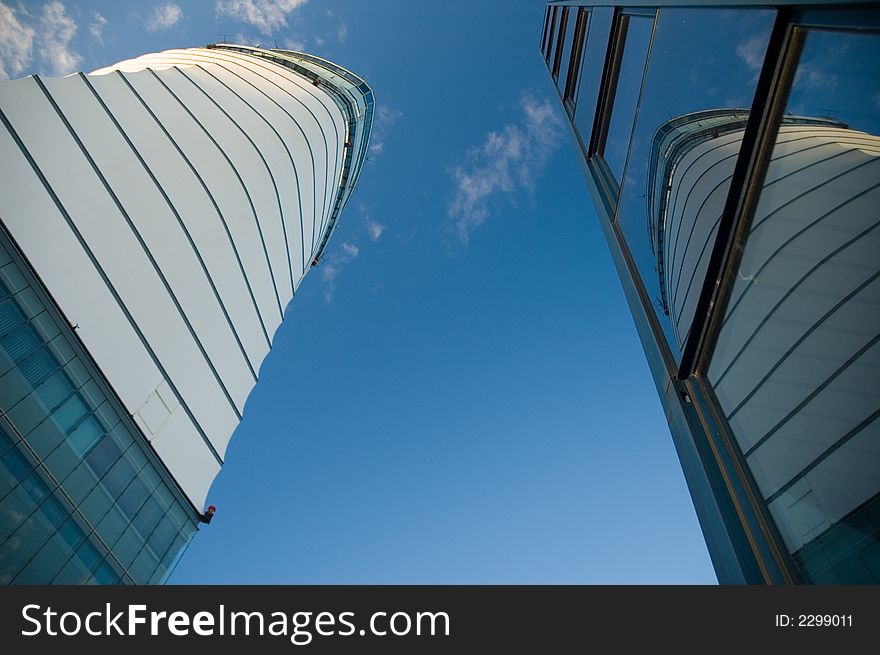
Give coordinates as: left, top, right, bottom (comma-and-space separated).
0, 46, 373, 584
541, 1, 879, 583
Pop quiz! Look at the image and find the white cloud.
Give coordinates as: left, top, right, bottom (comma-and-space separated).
215, 0, 308, 35
0, 1, 83, 78
88, 11, 107, 44
337, 20, 348, 43
145, 3, 182, 33
319, 237, 364, 302
366, 220, 385, 241
368, 103, 402, 158
320, 263, 338, 283
735, 35, 765, 74
447, 94, 562, 244
0, 2, 35, 79
38, 1, 81, 75
282, 36, 304, 50
313, 34, 324, 46
794, 60, 838, 90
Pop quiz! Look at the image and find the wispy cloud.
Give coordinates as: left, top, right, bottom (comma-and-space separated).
282, 36, 304, 50
145, 3, 182, 33
318, 209, 386, 302
735, 35, 765, 74
215, 0, 307, 35
37, 1, 81, 75
447, 94, 562, 244
368, 104, 402, 158
366, 221, 385, 241
88, 11, 107, 45
337, 20, 348, 43
319, 239, 358, 302
0, 2, 35, 79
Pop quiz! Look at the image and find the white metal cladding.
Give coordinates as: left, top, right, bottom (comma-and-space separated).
658, 120, 880, 553
0, 47, 371, 509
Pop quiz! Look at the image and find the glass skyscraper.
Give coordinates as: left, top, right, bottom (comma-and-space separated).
0, 46, 372, 584
541, 1, 879, 583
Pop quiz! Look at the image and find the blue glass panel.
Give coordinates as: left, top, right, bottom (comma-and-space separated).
614, 7, 776, 357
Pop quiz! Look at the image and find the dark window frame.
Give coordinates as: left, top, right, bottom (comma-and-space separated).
551, 7, 571, 81
544, 6, 559, 62
563, 8, 591, 114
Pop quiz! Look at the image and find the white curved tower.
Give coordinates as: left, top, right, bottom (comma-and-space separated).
0, 46, 372, 584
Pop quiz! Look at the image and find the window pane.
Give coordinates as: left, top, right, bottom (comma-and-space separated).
551, 7, 570, 80
544, 6, 558, 62
556, 7, 580, 93
707, 29, 880, 583
602, 14, 654, 182
574, 7, 614, 154
613, 7, 775, 357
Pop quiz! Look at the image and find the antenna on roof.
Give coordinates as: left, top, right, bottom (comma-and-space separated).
220, 33, 230, 44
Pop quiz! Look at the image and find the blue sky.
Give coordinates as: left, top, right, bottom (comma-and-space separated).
0, 0, 716, 583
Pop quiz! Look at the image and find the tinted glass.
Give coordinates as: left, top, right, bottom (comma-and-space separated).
708, 29, 880, 583
613, 7, 776, 357
574, 7, 614, 155
602, 14, 654, 182
557, 7, 580, 93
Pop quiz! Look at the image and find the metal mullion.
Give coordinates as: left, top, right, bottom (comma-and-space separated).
590, 8, 627, 158
686, 373, 799, 584
563, 8, 590, 110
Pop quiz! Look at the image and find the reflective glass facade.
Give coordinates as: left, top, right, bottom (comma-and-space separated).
542, 1, 880, 583
0, 233, 198, 584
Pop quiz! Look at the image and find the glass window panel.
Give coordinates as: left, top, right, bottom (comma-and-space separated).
16, 346, 56, 388
60, 463, 98, 504
541, 6, 551, 54
96, 505, 127, 545
613, 7, 776, 357
43, 443, 81, 481
75, 539, 102, 572
51, 394, 89, 433
551, 7, 571, 80
133, 495, 163, 538
544, 6, 558, 61
147, 518, 177, 558
0, 264, 26, 294
118, 476, 148, 519
85, 433, 122, 476
707, 28, 880, 583
129, 547, 159, 584
563, 9, 589, 104
58, 516, 86, 550
0, 323, 41, 362
68, 415, 104, 457
1, 443, 30, 481
575, 8, 614, 154
34, 369, 75, 411
0, 298, 23, 335
39, 495, 67, 529
102, 455, 135, 496
557, 7, 580, 93
92, 560, 120, 585
602, 14, 654, 182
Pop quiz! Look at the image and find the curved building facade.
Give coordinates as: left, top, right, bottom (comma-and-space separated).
651, 111, 880, 572
0, 46, 372, 584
